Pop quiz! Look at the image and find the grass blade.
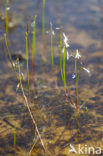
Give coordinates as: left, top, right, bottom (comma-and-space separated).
60, 28, 63, 81
50, 22, 54, 65
5, 0, 9, 36
63, 45, 66, 95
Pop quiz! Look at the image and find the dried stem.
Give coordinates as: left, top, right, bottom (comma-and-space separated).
4, 35, 46, 153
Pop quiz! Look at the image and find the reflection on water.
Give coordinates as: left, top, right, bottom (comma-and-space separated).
0, 0, 103, 155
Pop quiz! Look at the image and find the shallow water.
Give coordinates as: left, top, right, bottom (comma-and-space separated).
0, 0, 103, 155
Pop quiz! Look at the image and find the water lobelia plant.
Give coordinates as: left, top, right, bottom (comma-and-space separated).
48, 25, 90, 111
59, 31, 90, 113
59, 31, 70, 96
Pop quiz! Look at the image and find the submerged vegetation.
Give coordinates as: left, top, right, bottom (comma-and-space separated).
4, 20, 90, 155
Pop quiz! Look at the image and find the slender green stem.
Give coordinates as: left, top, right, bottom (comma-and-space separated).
31, 16, 36, 88
26, 32, 29, 78
63, 45, 66, 95
50, 22, 54, 65
75, 57, 78, 94
59, 29, 66, 94
4, 35, 17, 77
26, 32, 30, 104
60, 28, 63, 81
13, 124, 16, 150
5, 0, 9, 36
32, 16, 36, 64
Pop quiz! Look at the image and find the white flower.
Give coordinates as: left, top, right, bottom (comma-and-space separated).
52, 30, 55, 35
83, 67, 90, 73
72, 74, 75, 79
13, 62, 16, 68
75, 49, 81, 59
31, 21, 36, 27
67, 51, 69, 60
6, 7, 10, 11
56, 27, 60, 30
63, 33, 70, 48
63, 33, 68, 42
61, 47, 64, 53
65, 42, 70, 48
